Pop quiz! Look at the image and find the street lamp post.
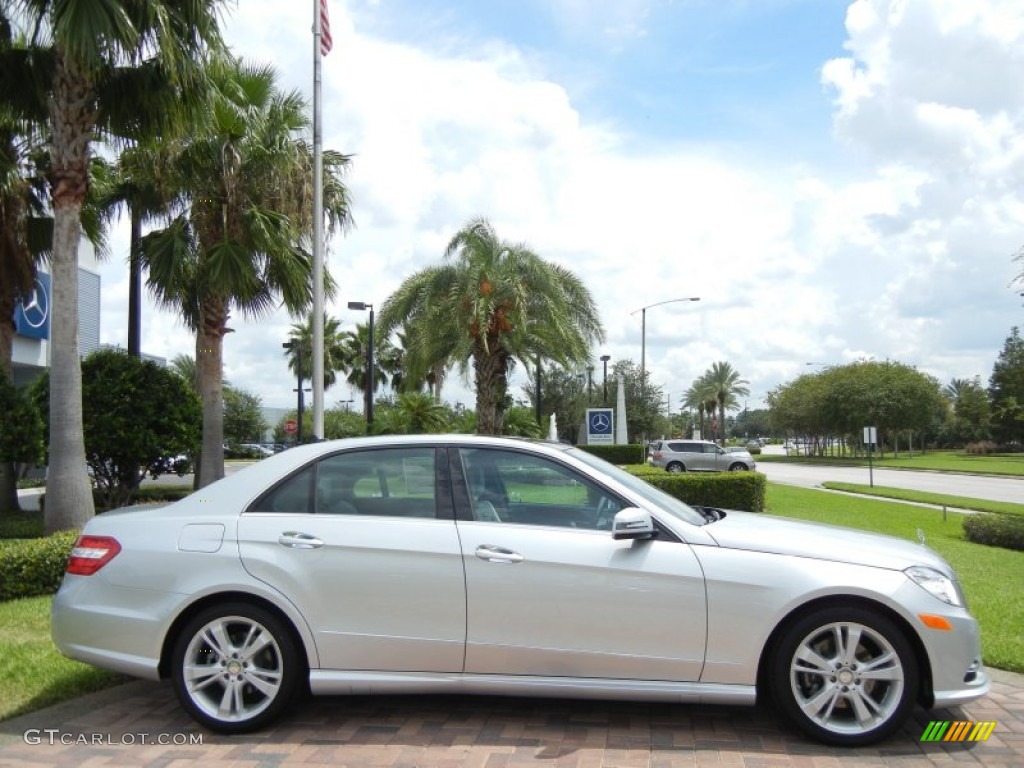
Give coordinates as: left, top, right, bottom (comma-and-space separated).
631, 297, 701, 401
600, 354, 611, 405
347, 301, 375, 433
282, 341, 304, 443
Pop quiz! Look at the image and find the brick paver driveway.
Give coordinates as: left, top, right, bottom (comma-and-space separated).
0, 669, 1021, 767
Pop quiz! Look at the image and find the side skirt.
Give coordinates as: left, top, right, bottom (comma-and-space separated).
309, 671, 756, 706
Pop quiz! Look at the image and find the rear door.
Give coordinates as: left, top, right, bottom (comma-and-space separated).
237, 445, 467, 672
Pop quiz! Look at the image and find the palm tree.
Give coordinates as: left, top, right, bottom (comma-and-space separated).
284, 314, 348, 390
340, 322, 393, 418
704, 361, 749, 443
6, 0, 227, 531
378, 217, 604, 435
96, 139, 185, 357
139, 55, 351, 487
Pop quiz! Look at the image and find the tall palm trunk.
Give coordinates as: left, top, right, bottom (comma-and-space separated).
473, 343, 509, 435
0, 306, 19, 513
44, 52, 96, 533
196, 297, 227, 487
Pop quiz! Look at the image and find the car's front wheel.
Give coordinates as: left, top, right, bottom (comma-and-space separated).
666, 462, 685, 472
171, 602, 302, 733
728, 462, 747, 471
771, 606, 918, 746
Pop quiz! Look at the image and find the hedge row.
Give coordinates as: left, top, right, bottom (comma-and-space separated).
0, 531, 78, 601
624, 466, 767, 513
962, 513, 1024, 552
576, 444, 647, 465
39, 485, 192, 514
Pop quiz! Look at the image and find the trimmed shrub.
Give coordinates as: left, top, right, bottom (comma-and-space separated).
965, 441, 998, 455
962, 514, 1024, 552
625, 467, 766, 512
39, 485, 191, 515
576, 444, 647, 465
0, 531, 77, 601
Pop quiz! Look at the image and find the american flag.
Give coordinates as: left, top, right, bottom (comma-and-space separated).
320, 0, 333, 56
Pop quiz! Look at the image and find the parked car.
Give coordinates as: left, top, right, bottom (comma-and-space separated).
239, 443, 275, 458
650, 439, 756, 472
51, 435, 988, 745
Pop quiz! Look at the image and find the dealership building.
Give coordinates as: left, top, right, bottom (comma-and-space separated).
10, 242, 102, 388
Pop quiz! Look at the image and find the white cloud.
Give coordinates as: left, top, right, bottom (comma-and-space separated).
94, 0, 1024, 424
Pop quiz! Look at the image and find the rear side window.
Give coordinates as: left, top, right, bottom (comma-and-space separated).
316, 448, 437, 518
248, 447, 437, 518
250, 466, 314, 513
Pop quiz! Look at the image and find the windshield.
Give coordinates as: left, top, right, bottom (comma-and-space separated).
567, 447, 707, 526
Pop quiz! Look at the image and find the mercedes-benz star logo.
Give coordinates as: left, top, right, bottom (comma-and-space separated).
591, 413, 611, 431
21, 278, 49, 329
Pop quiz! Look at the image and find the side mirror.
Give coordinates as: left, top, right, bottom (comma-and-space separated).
612, 507, 655, 540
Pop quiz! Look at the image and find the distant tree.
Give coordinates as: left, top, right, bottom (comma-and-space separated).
284, 314, 349, 390
701, 361, 749, 443
502, 406, 543, 438
223, 387, 268, 445
31, 349, 200, 509
378, 217, 604, 435
937, 376, 991, 446
0, 372, 45, 512
522, 363, 588, 443
989, 326, 1024, 445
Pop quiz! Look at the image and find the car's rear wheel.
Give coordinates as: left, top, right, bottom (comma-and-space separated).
771, 606, 918, 746
666, 462, 685, 472
171, 602, 302, 733
728, 462, 747, 471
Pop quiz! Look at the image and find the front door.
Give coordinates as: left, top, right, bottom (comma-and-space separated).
454, 447, 707, 681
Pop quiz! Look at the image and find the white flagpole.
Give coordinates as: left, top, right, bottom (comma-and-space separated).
312, 0, 326, 440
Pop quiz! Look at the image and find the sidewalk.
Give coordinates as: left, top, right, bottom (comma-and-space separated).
1, 668, 1022, 766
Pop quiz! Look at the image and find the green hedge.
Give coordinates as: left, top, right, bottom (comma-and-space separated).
624, 467, 766, 512
576, 444, 647, 465
0, 531, 77, 601
962, 514, 1024, 552
39, 485, 191, 514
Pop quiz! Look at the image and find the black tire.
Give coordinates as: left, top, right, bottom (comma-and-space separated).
666, 462, 685, 473
728, 462, 747, 472
770, 605, 918, 746
171, 602, 303, 733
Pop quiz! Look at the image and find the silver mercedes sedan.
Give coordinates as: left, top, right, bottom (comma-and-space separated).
51, 435, 988, 745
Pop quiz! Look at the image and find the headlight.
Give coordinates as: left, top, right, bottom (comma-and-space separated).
905, 565, 964, 607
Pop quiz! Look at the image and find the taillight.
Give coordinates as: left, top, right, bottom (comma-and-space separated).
66, 535, 122, 575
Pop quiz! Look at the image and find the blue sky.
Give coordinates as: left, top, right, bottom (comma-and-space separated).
96, 0, 1024, 415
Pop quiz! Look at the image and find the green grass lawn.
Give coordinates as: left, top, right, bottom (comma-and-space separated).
757, 449, 1024, 477
821, 482, 1024, 517
0, 596, 123, 721
765, 484, 1024, 673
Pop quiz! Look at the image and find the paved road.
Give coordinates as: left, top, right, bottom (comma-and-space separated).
757, 461, 1024, 505
1, 670, 1022, 767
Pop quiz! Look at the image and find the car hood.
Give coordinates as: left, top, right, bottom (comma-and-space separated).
703, 510, 952, 575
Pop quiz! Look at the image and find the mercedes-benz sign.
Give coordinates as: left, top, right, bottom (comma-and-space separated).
586, 408, 614, 445
14, 273, 51, 341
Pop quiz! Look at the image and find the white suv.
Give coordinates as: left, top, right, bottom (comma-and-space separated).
650, 440, 756, 472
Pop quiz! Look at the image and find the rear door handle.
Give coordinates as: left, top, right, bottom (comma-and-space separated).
475, 545, 524, 564
278, 531, 324, 549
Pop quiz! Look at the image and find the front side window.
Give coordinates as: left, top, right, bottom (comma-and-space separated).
459, 448, 622, 530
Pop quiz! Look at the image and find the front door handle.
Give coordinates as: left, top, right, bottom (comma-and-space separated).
475, 545, 524, 564
278, 531, 324, 549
